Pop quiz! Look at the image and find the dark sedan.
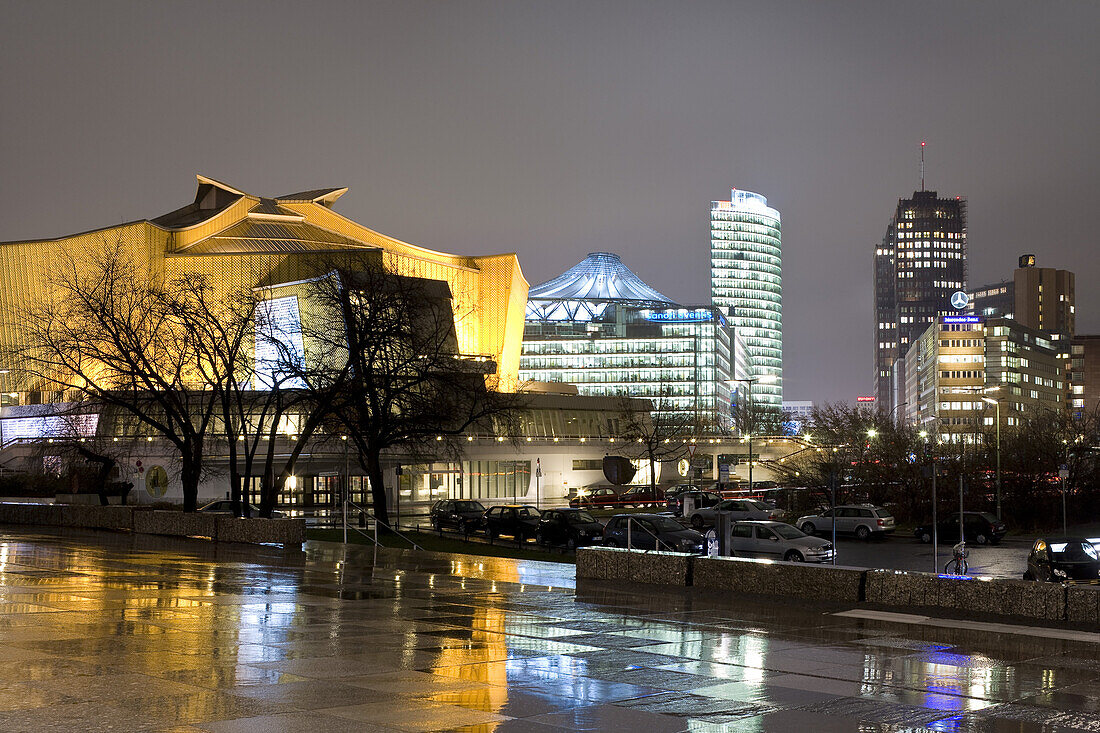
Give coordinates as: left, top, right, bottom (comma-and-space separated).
915, 511, 1006, 545
602, 513, 705, 554
482, 504, 542, 542
535, 508, 603, 549
1024, 537, 1100, 582
429, 499, 486, 534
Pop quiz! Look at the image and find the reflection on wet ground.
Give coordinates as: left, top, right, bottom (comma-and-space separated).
0, 528, 1096, 732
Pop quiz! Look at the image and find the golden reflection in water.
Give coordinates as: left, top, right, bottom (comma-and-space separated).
425, 603, 511, 713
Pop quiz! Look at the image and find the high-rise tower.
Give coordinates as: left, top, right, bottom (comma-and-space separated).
873, 190, 968, 407
710, 189, 782, 410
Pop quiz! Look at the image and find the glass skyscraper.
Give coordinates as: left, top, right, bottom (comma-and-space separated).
710, 190, 782, 410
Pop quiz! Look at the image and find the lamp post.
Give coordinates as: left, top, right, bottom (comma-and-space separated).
981, 394, 1002, 521
920, 430, 938, 572
729, 375, 777, 494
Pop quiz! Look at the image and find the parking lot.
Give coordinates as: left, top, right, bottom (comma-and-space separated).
399, 503, 1044, 580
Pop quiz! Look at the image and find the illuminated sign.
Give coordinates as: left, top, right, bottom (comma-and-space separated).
641, 309, 714, 323
950, 291, 969, 309
856, 396, 875, 403
942, 316, 981, 324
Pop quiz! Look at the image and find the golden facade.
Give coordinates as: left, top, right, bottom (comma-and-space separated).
0, 175, 528, 392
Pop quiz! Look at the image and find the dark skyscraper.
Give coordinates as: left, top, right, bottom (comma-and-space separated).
873, 190, 968, 407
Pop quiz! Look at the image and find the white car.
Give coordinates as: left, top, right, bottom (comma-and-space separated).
796, 504, 895, 540
686, 498, 778, 529
729, 521, 835, 563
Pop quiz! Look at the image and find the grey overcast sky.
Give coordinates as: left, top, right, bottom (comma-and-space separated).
2, 1, 1097, 403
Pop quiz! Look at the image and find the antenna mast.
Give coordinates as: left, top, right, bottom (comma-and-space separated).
920, 141, 926, 191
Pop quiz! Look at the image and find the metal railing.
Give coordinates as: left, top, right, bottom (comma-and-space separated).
624, 516, 675, 552
341, 499, 423, 551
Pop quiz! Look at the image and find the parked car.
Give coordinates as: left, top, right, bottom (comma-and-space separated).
686, 497, 779, 529
618, 486, 663, 508
569, 487, 620, 509
429, 499, 486, 534
482, 504, 542, 541
602, 513, 705, 553
914, 512, 1007, 545
666, 490, 722, 516
664, 484, 701, 501
729, 520, 835, 563
535, 508, 604, 549
198, 500, 284, 519
1023, 537, 1100, 582
796, 504, 895, 540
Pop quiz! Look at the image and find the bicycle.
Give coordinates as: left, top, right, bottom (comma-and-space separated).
944, 541, 969, 575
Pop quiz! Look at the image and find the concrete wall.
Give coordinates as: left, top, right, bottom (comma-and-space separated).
0, 503, 302, 546
577, 547, 1094, 624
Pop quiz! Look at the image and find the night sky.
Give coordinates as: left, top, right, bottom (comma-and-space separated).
2, 1, 1097, 404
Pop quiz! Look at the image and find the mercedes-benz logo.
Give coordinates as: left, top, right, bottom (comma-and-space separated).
950, 291, 969, 310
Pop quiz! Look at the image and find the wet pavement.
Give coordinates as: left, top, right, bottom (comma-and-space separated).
0, 527, 1097, 732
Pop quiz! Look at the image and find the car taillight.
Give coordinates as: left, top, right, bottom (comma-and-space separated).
877, 519, 884, 526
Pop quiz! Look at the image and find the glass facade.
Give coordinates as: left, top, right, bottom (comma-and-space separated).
521, 304, 733, 429
710, 190, 782, 409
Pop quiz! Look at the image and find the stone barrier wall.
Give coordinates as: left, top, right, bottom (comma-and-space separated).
694, 556, 865, 603
59, 505, 134, 531
0, 502, 303, 546
215, 516, 305, 546
1066, 585, 1100, 625
133, 511, 217, 539
577, 547, 1094, 624
576, 546, 693, 585
0, 502, 64, 527
865, 569, 1066, 621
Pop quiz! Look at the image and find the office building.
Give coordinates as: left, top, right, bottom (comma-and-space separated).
902, 315, 1062, 441
710, 189, 782, 410
1070, 336, 1100, 416
1012, 254, 1075, 337
969, 281, 1014, 319
520, 253, 740, 429
873, 190, 968, 407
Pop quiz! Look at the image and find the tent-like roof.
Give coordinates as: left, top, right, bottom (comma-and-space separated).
528, 252, 674, 303
526, 252, 676, 322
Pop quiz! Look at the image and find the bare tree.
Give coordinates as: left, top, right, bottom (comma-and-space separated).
615, 387, 700, 492
6, 240, 243, 511
293, 261, 524, 526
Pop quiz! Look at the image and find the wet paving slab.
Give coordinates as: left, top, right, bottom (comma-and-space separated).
0, 526, 1097, 731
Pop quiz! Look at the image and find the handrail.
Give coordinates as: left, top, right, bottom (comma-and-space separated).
345, 499, 423, 551
626, 516, 675, 552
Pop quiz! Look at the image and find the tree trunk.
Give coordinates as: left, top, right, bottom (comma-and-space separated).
180, 440, 202, 512
648, 446, 658, 491
365, 449, 390, 529
231, 472, 244, 517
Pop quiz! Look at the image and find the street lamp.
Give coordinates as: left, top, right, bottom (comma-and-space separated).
728, 375, 777, 493
982, 393, 1002, 521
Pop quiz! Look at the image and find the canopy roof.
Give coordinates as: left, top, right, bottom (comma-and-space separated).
526, 252, 676, 322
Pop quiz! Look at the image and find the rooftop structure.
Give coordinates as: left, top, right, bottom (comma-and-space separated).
525, 252, 674, 322
0, 175, 529, 396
